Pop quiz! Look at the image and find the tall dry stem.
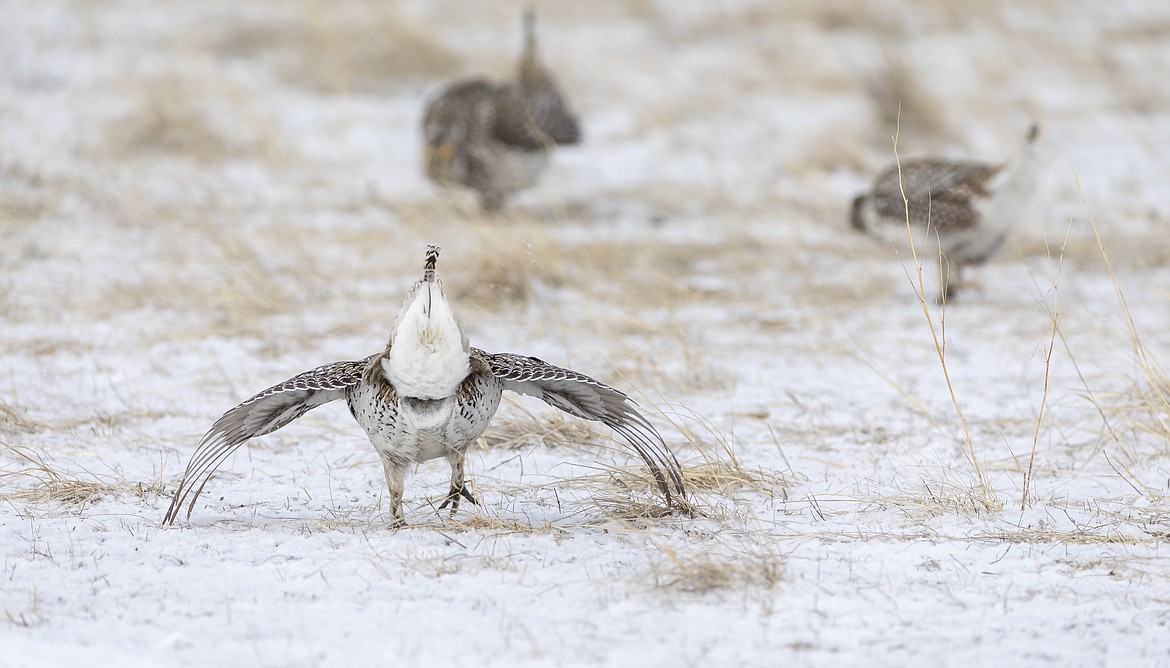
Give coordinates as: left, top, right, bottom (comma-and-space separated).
1077, 177, 1170, 450
1020, 218, 1071, 509
891, 109, 995, 509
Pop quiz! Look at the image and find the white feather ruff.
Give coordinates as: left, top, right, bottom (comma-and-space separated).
382, 280, 470, 399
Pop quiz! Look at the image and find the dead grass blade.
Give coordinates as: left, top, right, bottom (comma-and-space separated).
648, 542, 784, 595
1021, 216, 1072, 509
890, 110, 997, 511
1076, 177, 1170, 458
0, 399, 45, 434
0, 442, 114, 507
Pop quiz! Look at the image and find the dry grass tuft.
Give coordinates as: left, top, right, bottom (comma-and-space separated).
980, 528, 1158, 546
1112, 377, 1170, 454
866, 476, 1007, 516
1078, 181, 1170, 460
215, 4, 459, 94
573, 455, 699, 523
108, 67, 282, 162
619, 352, 735, 396
864, 51, 950, 148
445, 514, 559, 536
0, 400, 45, 435
799, 127, 873, 174
448, 231, 567, 308
384, 206, 569, 308
1009, 223, 1170, 269
588, 492, 684, 523
381, 216, 785, 317
661, 407, 794, 499
197, 229, 328, 325
0, 444, 114, 507
479, 410, 597, 452
4, 589, 45, 629
98, 221, 333, 338
571, 406, 785, 523
1020, 220, 1072, 509
682, 459, 789, 499
680, 405, 791, 476
0, 160, 53, 222
649, 543, 784, 595
480, 412, 691, 522
549, 235, 786, 313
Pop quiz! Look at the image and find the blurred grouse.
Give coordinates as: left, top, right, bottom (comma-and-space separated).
851, 124, 1040, 302
422, 11, 581, 212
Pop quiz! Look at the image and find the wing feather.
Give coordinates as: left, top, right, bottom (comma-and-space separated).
492, 85, 580, 150
473, 348, 685, 505
872, 159, 999, 231
163, 356, 374, 524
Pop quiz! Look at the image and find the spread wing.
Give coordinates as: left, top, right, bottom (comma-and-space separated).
163, 356, 374, 524
492, 84, 581, 150
871, 159, 999, 232
473, 348, 685, 506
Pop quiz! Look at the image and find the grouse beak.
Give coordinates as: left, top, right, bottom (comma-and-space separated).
421, 245, 440, 317
850, 195, 869, 231
427, 142, 455, 166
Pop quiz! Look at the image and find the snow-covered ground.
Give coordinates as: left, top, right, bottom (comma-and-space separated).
2, 1, 1169, 665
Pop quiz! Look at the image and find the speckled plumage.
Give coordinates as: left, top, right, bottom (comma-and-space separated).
164, 247, 684, 527
864, 159, 999, 234
851, 125, 1040, 301
422, 11, 580, 211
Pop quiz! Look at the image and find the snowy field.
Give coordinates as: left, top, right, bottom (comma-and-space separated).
2, 1, 1170, 665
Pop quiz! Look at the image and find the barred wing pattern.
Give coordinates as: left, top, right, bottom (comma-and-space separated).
473, 348, 686, 505
872, 159, 999, 232
493, 86, 580, 150
163, 356, 374, 524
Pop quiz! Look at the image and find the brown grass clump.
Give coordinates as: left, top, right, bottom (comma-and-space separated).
1077, 182, 1170, 461
214, 4, 460, 94
0, 161, 53, 222
649, 544, 784, 595
565, 446, 699, 523
682, 459, 788, 499
573, 407, 788, 523
0, 444, 113, 507
617, 351, 735, 396
1014, 224, 1170, 271
445, 515, 560, 536
375, 215, 792, 318
864, 51, 950, 148
479, 410, 598, 452
383, 206, 569, 308
979, 528, 1156, 546
0, 400, 44, 435
97, 220, 335, 339
865, 476, 1007, 517
447, 230, 567, 308
108, 66, 282, 163
798, 126, 873, 175
479, 409, 696, 522
588, 493, 684, 524
1109, 377, 1170, 455
195, 228, 330, 325
401, 216, 777, 318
